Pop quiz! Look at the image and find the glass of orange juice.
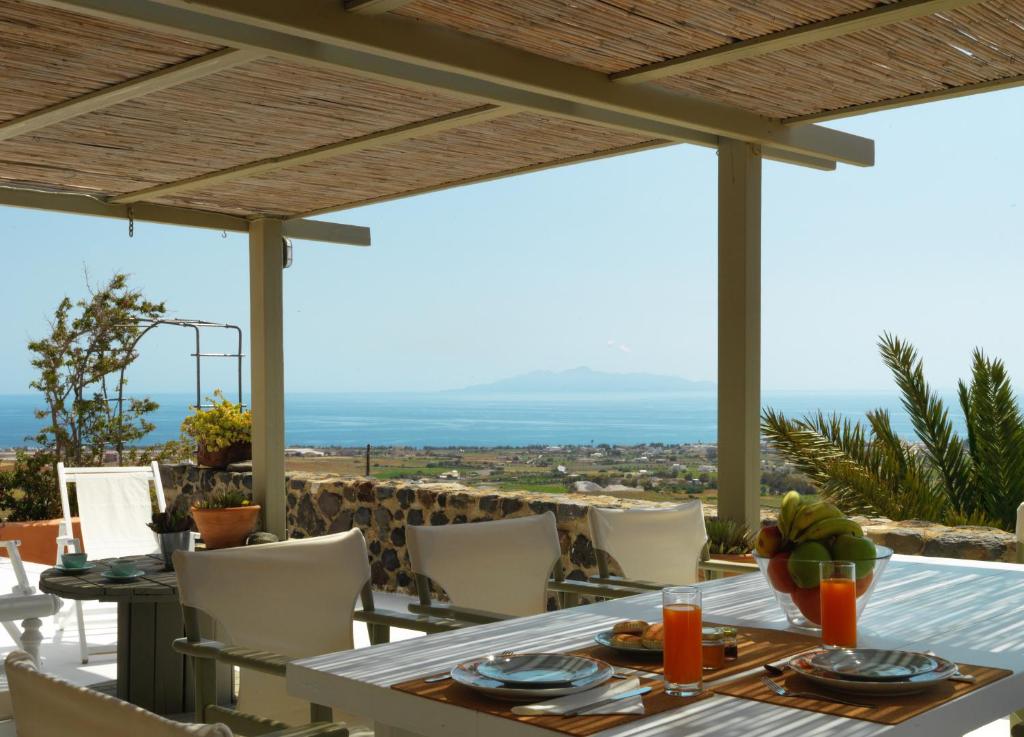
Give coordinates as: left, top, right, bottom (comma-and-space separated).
819, 561, 857, 648
662, 586, 702, 696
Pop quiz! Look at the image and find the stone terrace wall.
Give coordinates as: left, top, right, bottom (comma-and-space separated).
160, 464, 674, 592
160, 465, 1019, 594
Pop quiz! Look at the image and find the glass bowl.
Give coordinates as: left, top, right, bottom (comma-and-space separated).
752, 544, 892, 632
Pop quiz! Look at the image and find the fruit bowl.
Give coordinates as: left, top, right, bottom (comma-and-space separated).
753, 544, 892, 632
753, 492, 892, 632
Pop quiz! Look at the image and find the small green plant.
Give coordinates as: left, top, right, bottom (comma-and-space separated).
705, 517, 755, 555
147, 496, 193, 533
180, 390, 251, 452
193, 488, 252, 510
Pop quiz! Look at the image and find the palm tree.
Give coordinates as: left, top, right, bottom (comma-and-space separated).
762, 334, 1024, 530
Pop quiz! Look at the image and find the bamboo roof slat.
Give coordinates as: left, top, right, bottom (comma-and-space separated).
148, 113, 654, 216
393, 0, 895, 74
0, 0, 219, 124
654, 0, 1024, 119
0, 58, 472, 198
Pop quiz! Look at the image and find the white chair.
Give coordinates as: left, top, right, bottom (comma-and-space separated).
56, 461, 165, 663
0, 541, 61, 669
407, 512, 605, 621
588, 501, 709, 587
173, 529, 454, 735
3, 650, 346, 737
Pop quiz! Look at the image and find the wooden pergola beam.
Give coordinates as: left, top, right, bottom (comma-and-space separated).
28, 0, 872, 168
0, 48, 263, 142
0, 186, 370, 246
786, 73, 1024, 125
344, 0, 413, 14
113, 105, 510, 204
612, 0, 985, 84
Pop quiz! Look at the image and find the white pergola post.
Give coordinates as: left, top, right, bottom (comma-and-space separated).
717, 138, 762, 529
248, 218, 287, 538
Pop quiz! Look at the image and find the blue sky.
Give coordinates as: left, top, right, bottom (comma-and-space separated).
1, 87, 1021, 396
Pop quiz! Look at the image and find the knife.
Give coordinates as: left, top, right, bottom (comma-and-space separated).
562, 686, 652, 717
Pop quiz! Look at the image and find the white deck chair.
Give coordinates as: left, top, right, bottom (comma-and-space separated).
173, 530, 394, 735
588, 501, 708, 587
56, 461, 165, 663
3, 650, 346, 737
406, 512, 563, 620
0, 541, 61, 667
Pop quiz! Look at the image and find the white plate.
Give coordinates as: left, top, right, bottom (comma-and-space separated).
789, 651, 958, 695
807, 649, 938, 681
476, 653, 601, 686
594, 630, 662, 654
451, 655, 613, 701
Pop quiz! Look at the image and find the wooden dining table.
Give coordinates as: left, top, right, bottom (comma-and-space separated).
38, 553, 191, 715
287, 554, 1024, 737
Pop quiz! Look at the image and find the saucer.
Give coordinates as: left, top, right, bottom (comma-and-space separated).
55, 562, 96, 575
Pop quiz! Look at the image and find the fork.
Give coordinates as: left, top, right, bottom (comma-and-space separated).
761, 676, 876, 708
424, 649, 515, 682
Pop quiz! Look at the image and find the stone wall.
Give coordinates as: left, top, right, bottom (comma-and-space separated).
159, 465, 1020, 594
160, 464, 687, 592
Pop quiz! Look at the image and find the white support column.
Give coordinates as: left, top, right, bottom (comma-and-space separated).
249, 218, 286, 538
717, 138, 762, 529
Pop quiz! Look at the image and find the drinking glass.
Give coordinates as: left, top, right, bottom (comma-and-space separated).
662, 586, 702, 696
820, 561, 857, 648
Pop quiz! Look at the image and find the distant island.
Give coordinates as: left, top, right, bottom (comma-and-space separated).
450, 367, 715, 394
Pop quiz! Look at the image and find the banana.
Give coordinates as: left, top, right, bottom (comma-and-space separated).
778, 490, 803, 540
793, 516, 864, 544
787, 501, 843, 542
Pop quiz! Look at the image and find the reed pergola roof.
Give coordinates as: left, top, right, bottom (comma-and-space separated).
0, 0, 1021, 222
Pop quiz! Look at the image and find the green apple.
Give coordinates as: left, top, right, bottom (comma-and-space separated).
831, 534, 877, 579
787, 541, 831, 588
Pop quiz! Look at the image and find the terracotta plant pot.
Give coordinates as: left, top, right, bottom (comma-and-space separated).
196, 441, 252, 469
191, 505, 261, 549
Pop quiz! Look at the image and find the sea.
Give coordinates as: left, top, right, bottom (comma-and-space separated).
0, 391, 964, 449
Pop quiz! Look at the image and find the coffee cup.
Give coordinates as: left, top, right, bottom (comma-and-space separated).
108, 558, 137, 576
61, 552, 88, 569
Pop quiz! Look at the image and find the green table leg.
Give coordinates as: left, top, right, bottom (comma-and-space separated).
116, 601, 190, 714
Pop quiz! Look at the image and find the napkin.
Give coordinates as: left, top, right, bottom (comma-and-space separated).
510, 676, 646, 716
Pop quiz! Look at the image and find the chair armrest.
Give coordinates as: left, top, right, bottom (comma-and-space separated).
406, 602, 514, 625
173, 637, 289, 676
698, 560, 758, 576
354, 607, 464, 633
587, 576, 663, 592
547, 578, 644, 600
265, 725, 350, 737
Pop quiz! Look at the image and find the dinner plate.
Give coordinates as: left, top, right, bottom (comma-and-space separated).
789, 651, 958, 695
55, 562, 96, 575
594, 630, 661, 654
806, 649, 939, 681
451, 655, 613, 701
476, 653, 602, 686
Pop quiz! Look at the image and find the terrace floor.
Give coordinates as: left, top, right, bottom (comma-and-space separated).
0, 555, 1009, 735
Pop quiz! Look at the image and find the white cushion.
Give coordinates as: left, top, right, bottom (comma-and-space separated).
589, 501, 707, 585
5, 651, 230, 737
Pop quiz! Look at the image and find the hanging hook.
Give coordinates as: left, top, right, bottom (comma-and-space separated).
127, 206, 135, 239
221, 230, 227, 239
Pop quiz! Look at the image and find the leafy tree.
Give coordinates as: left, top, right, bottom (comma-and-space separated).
762, 334, 1024, 530
29, 273, 166, 467
0, 451, 60, 521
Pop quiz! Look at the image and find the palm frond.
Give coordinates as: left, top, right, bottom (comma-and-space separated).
878, 333, 973, 511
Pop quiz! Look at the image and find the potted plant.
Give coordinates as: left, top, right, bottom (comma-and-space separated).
147, 497, 194, 570
181, 390, 252, 469
191, 489, 261, 550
